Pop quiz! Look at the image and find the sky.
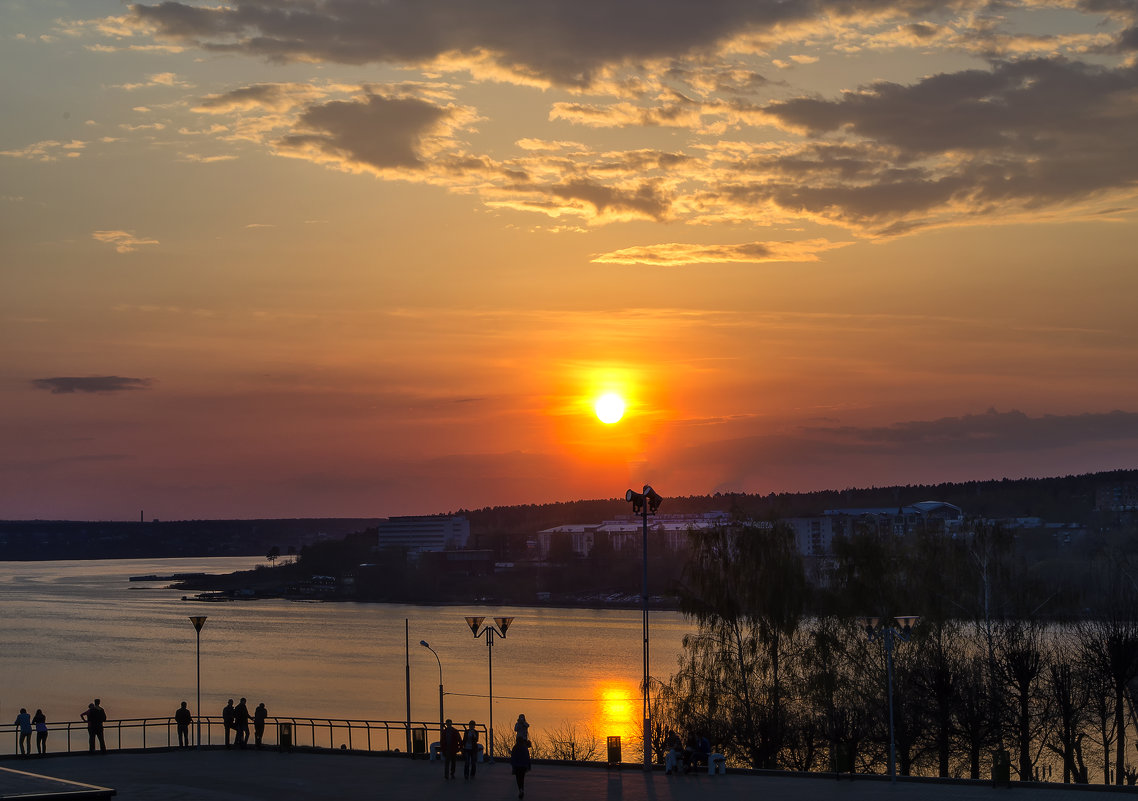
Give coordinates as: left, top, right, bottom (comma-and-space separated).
3, 0, 1138, 521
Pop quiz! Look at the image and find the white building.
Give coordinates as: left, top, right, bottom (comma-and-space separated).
377, 515, 470, 553
536, 512, 734, 559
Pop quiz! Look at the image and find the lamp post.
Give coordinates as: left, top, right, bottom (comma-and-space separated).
420, 640, 444, 746
859, 615, 918, 781
189, 615, 207, 749
625, 484, 662, 770
465, 616, 513, 760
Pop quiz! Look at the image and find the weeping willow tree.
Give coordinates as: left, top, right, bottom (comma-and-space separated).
668, 520, 807, 768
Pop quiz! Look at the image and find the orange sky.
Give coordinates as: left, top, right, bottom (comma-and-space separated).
3, 1, 1138, 519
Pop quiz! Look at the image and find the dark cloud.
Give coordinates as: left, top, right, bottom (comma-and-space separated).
132, 1, 1083, 88
32, 376, 152, 394
733, 59, 1138, 231
277, 93, 452, 170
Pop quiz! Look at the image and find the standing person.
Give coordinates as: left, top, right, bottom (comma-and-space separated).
233, 698, 251, 748
514, 714, 530, 744
462, 720, 480, 780
221, 699, 235, 748
510, 736, 532, 799
32, 710, 47, 755
441, 719, 461, 780
13, 708, 32, 755
80, 700, 107, 753
253, 703, 267, 748
174, 702, 193, 748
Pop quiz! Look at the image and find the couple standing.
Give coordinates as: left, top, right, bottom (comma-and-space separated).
441, 719, 482, 780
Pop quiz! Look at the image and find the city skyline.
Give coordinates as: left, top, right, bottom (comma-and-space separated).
3, 1, 1138, 520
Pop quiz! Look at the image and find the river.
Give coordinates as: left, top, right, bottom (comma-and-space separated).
0, 557, 690, 754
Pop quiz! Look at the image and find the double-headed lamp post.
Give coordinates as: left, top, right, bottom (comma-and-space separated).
625, 484, 662, 770
189, 615, 207, 749
859, 615, 919, 782
420, 640, 444, 745
465, 616, 513, 760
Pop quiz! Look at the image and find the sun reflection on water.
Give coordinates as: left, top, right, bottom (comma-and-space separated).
594, 683, 637, 746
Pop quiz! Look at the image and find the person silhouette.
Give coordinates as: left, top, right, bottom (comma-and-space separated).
80, 700, 107, 753
254, 703, 268, 748
510, 736, 532, 799
13, 708, 31, 755
32, 710, 47, 755
234, 698, 251, 748
174, 702, 193, 748
462, 720, 480, 779
221, 699, 235, 748
514, 714, 529, 744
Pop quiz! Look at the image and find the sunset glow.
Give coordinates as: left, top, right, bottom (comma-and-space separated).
3, 1, 1138, 519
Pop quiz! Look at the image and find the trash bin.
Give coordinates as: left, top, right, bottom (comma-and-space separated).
278, 723, 292, 751
412, 727, 427, 756
992, 749, 1010, 786
607, 736, 621, 767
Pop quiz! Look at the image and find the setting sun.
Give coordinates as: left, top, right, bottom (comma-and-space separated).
594, 393, 626, 424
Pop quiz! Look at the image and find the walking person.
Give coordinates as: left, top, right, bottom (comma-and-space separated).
13, 708, 31, 755
510, 736, 532, 799
174, 702, 193, 748
462, 720, 479, 779
221, 699, 235, 748
441, 719, 461, 779
233, 698, 251, 748
33, 710, 48, 755
80, 700, 107, 753
253, 703, 267, 748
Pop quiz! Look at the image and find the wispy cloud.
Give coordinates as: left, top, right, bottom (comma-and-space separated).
92, 230, 159, 253
592, 238, 850, 266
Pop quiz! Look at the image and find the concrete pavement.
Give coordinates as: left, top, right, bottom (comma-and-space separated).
2, 749, 1133, 801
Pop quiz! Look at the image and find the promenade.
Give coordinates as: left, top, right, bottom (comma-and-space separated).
1, 749, 1132, 801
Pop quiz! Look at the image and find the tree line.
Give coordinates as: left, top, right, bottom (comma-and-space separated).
651, 519, 1138, 785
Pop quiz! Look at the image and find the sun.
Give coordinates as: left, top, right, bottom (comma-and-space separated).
594, 393, 626, 424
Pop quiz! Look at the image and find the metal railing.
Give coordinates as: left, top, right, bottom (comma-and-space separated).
7, 717, 484, 756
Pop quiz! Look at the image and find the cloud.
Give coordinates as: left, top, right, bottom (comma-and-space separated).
592, 238, 850, 266
275, 92, 470, 173
117, 71, 190, 90
92, 230, 159, 253
0, 140, 85, 161
31, 376, 153, 394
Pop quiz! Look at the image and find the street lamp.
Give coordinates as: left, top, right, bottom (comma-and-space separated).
465, 615, 513, 760
859, 615, 919, 781
420, 640, 444, 747
625, 484, 662, 770
188, 615, 207, 749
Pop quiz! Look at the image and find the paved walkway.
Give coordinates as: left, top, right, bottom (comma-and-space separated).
1, 750, 1132, 801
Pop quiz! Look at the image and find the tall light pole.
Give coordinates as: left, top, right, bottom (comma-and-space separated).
465, 616, 513, 760
189, 615, 207, 749
420, 640, 444, 745
859, 615, 918, 781
625, 484, 662, 770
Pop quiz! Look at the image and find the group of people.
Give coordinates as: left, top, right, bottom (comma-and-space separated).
437, 713, 532, 798
11, 708, 49, 755
663, 728, 712, 775
12, 699, 108, 756
220, 698, 269, 749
